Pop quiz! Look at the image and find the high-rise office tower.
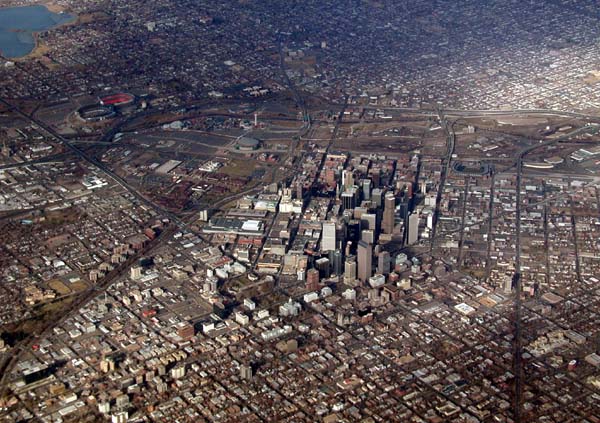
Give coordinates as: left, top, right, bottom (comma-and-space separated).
336, 221, 347, 251
398, 196, 409, 221
347, 220, 361, 244
331, 249, 343, 276
407, 212, 419, 245
345, 241, 352, 257
306, 268, 320, 291
382, 191, 396, 234
427, 212, 434, 230
361, 229, 375, 244
369, 168, 381, 188
372, 188, 383, 208
321, 221, 336, 252
315, 257, 331, 279
357, 240, 372, 283
344, 255, 357, 283
378, 251, 391, 275
362, 179, 372, 200
342, 169, 354, 190
360, 213, 377, 232
342, 190, 356, 211
353, 206, 367, 220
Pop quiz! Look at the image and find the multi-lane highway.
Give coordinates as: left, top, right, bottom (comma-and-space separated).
0, 98, 186, 226
428, 105, 456, 254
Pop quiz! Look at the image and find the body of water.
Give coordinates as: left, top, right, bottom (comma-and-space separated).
0, 5, 75, 58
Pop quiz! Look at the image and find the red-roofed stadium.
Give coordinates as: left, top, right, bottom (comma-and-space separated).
99, 93, 135, 107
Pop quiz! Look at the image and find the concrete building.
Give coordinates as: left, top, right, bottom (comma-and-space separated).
344, 256, 357, 283
357, 240, 372, 283
130, 266, 142, 280
321, 221, 336, 252
315, 257, 331, 279
331, 249, 343, 276
342, 169, 354, 190
240, 364, 253, 380
342, 189, 357, 211
378, 251, 391, 275
362, 179, 372, 200
407, 212, 419, 245
361, 229, 375, 244
306, 268, 320, 291
372, 188, 383, 208
382, 191, 396, 234
236, 136, 260, 150
360, 213, 377, 232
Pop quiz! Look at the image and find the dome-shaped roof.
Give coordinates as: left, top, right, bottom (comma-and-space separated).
237, 136, 260, 148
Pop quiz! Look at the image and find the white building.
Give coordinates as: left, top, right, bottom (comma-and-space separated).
321, 221, 336, 252
407, 212, 419, 245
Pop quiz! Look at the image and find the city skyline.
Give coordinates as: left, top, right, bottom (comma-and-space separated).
1, 1, 600, 422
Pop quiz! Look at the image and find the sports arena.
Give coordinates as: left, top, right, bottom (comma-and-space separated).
76, 104, 116, 122
99, 93, 135, 107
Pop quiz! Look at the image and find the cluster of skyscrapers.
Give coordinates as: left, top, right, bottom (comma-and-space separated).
306, 155, 422, 290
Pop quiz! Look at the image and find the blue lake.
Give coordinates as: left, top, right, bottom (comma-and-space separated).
0, 5, 75, 58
